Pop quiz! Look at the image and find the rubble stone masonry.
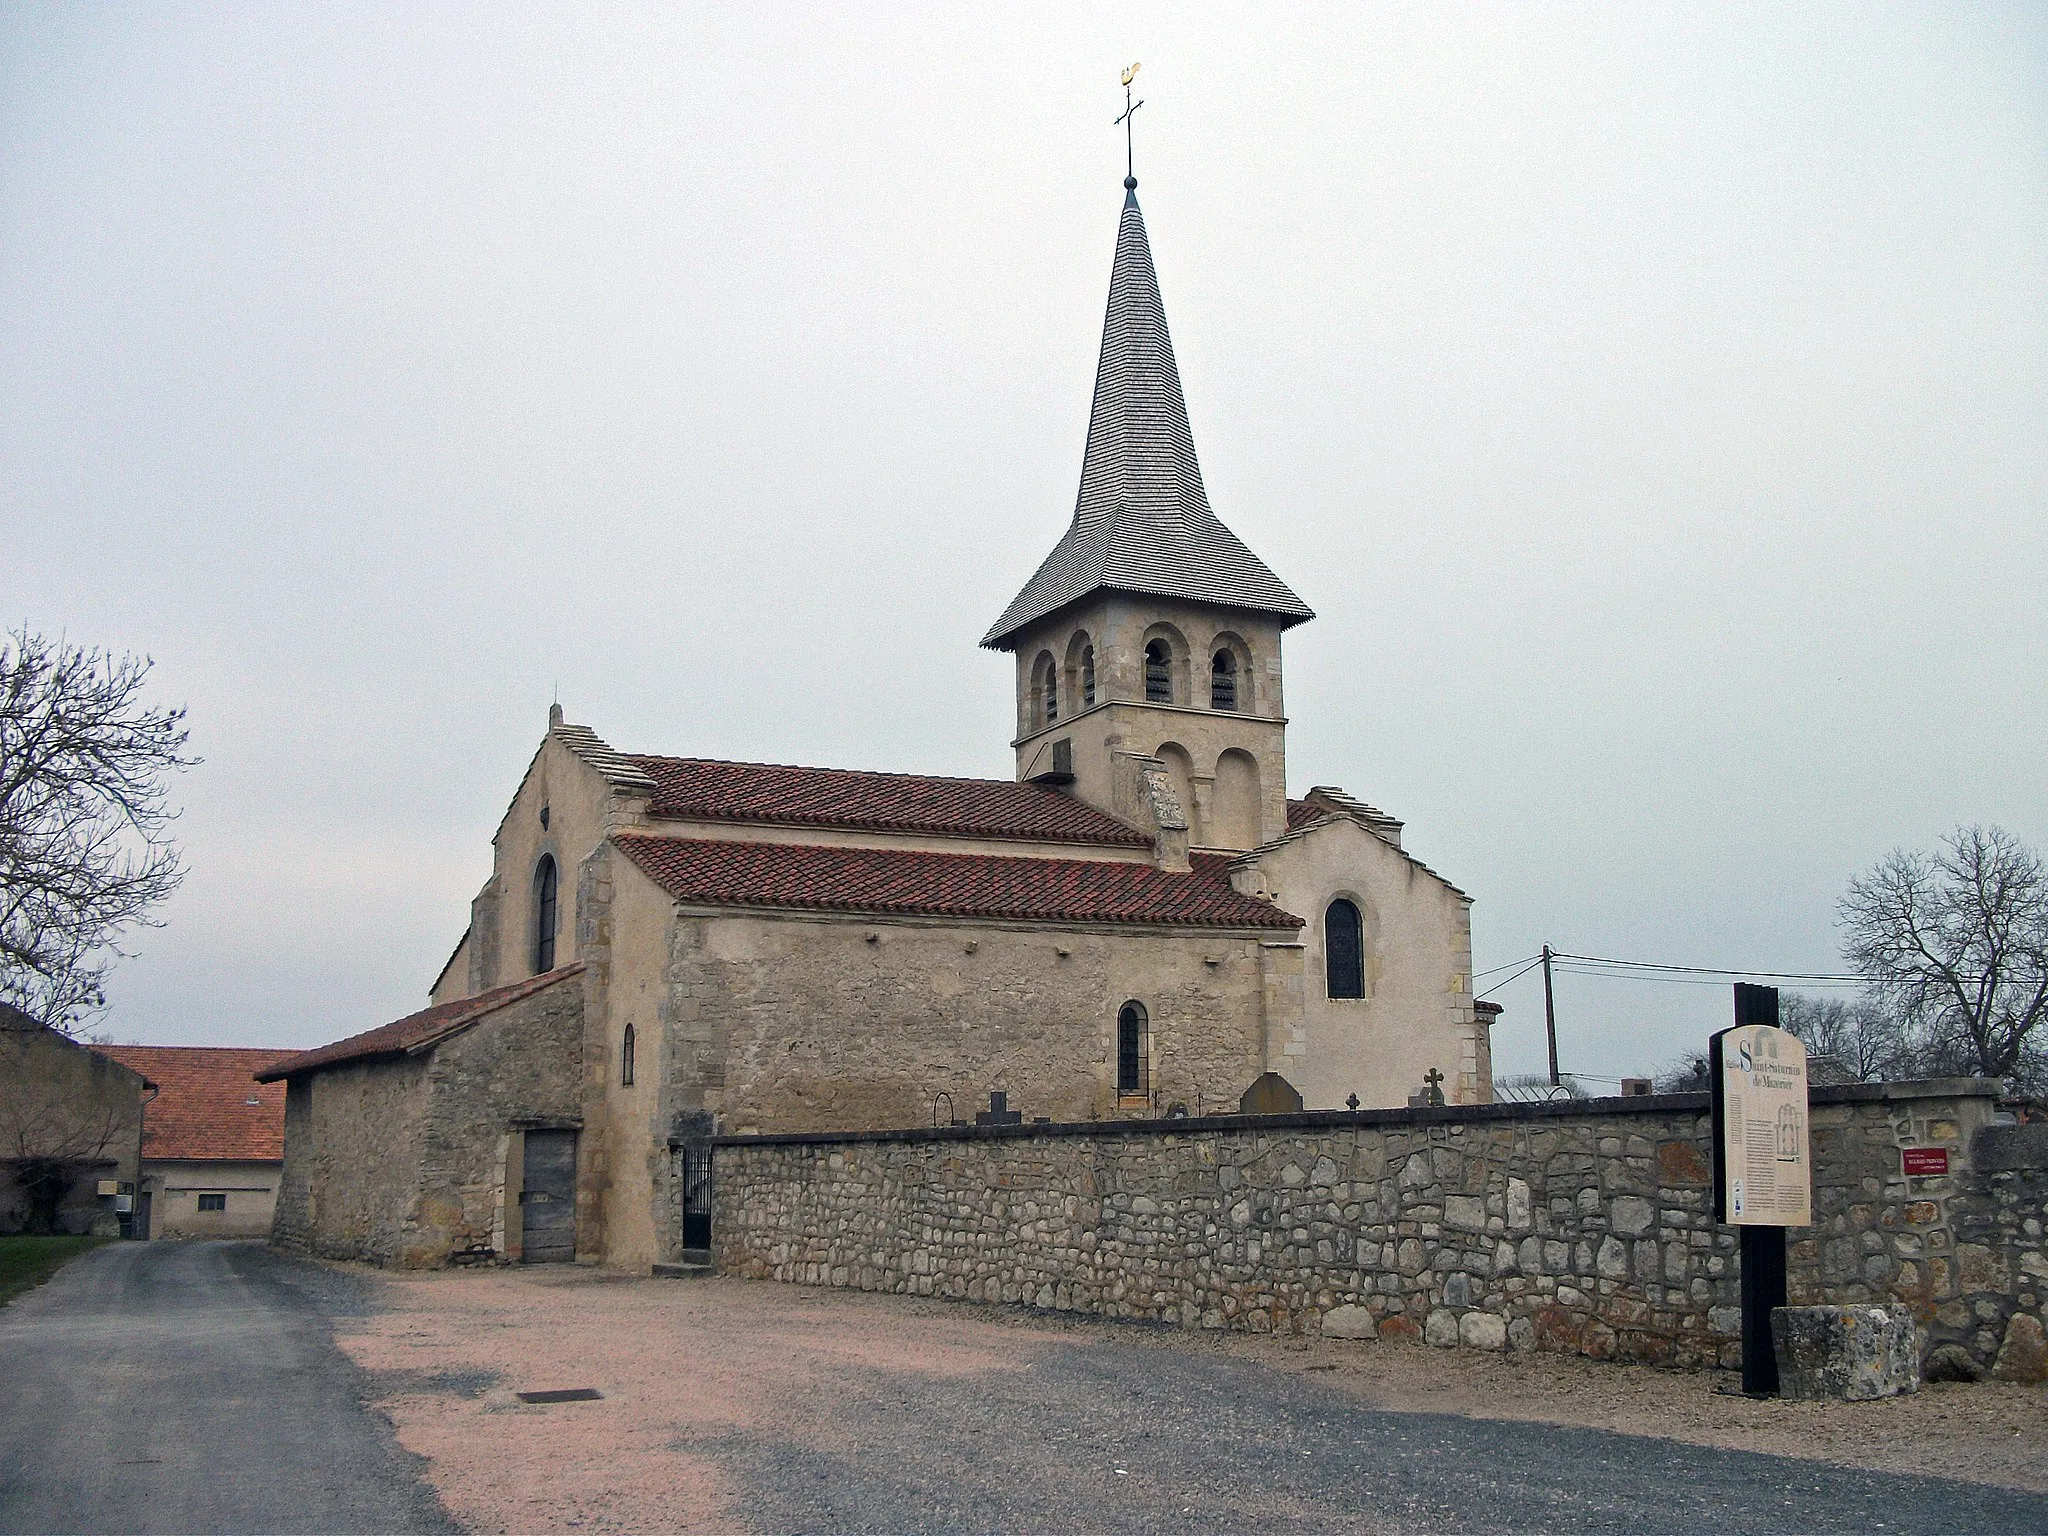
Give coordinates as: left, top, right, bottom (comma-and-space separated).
715, 1080, 2045, 1379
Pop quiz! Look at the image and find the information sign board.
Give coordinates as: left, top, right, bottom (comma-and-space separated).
1710, 1022, 1811, 1227
1902, 1147, 1949, 1177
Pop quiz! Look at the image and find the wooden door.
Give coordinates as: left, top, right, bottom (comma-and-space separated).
519, 1129, 577, 1263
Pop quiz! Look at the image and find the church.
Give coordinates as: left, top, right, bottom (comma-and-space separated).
264, 172, 1494, 1272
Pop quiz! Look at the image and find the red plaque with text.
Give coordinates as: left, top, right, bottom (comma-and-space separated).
1902, 1147, 1949, 1177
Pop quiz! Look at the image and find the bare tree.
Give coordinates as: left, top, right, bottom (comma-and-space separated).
1841, 826, 2048, 1087
0, 629, 194, 1033
1779, 992, 1908, 1084
1655, 1051, 1711, 1094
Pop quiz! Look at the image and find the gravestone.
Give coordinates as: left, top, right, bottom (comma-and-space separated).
974, 1091, 1024, 1126
1238, 1073, 1303, 1116
1407, 1068, 1447, 1109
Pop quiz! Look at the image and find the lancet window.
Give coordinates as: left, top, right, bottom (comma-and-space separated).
1211, 650, 1238, 711
533, 855, 559, 974
1144, 641, 1172, 703
1117, 1002, 1149, 1096
1326, 898, 1365, 1000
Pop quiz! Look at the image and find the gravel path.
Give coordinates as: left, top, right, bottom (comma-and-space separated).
0, 1240, 452, 1535
329, 1265, 2048, 1535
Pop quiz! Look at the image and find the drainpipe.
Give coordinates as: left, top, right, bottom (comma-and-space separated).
135, 1080, 158, 1240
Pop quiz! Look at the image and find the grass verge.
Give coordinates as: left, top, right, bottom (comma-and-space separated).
0, 1235, 113, 1307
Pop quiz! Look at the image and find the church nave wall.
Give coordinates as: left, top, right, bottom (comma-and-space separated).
661, 913, 1275, 1140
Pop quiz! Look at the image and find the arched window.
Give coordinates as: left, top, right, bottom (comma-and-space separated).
1116, 1002, 1149, 1095
1032, 651, 1059, 728
1211, 650, 1238, 711
1081, 646, 1096, 707
1326, 899, 1365, 1000
1144, 641, 1172, 703
621, 1023, 636, 1087
533, 855, 559, 974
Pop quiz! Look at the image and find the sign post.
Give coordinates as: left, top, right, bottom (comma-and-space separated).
1710, 983, 1811, 1397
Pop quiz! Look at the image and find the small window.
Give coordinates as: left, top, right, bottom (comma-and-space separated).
1081, 646, 1096, 707
1326, 898, 1365, 1000
1032, 651, 1059, 729
1211, 650, 1238, 711
621, 1023, 636, 1087
197, 1192, 226, 1212
1117, 1002, 1149, 1095
1144, 641, 1172, 703
533, 856, 559, 974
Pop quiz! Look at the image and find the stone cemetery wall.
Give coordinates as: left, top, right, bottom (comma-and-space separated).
714, 1080, 2046, 1379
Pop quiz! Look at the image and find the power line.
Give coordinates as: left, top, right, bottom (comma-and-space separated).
1552, 965, 1867, 990
1474, 953, 1542, 981
1551, 950, 1862, 982
1476, 954, 1548, 1001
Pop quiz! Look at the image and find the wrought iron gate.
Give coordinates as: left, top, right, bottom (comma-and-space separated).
679, 1142, 712, 1252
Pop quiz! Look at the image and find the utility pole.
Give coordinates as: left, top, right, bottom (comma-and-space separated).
1542, 944, 1559, 1086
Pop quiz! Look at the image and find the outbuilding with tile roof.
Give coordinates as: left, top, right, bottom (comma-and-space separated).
94, 1045, 290, 1240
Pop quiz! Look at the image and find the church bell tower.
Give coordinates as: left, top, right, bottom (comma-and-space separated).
984, 174, 1313, 854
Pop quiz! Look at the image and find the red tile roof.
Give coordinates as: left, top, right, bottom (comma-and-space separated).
615, 835, 1301, 930
254, 965, 585, 1082
629, 757, 1153, 848
94, 1047, 290, 1162
1285, 798, 1331, 833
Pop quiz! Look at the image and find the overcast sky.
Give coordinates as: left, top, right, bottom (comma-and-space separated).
4, 4, 2043, 1084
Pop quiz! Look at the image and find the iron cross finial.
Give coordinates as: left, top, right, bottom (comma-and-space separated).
1115, 62, 1144, 187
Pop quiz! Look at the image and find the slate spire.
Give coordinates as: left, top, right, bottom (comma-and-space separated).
983, 180, 1313, 649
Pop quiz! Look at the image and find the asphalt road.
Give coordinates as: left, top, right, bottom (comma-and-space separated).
0, 1240, 451, 1536
3, 1244, 2044, 1535
711, 1334, 2048, 1536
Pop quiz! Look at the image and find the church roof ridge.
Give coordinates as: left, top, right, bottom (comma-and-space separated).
1235, 797, 1469, 903
551, 721, 658, 797
625, 754, 1153, 848
613, 833, 1302, 931
982, 183, 1313, 649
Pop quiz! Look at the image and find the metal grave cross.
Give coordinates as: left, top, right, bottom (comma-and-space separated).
1421, 1068, 1447, 1107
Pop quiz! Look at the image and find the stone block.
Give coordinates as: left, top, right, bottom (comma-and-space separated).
1611, 1195, 1656, 1235
1770, 1306, 1920, 1401
1445, 1194, 1487, 1232
1992, 1313, 2048, 1384
1506, 1178, 1532, 1231
1956, 1243, 2007, 1295
1425, 1308, 1459, 1347
1595, 1236, 1628, 1279
1460, 1311, 1507, 1350
1320, 1304, 1377, 1340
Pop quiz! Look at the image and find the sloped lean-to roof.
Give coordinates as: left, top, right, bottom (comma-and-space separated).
983, 182, 1313, 649
615, 834, 1302, 931
95, 1046, 290, 1162
629, 756, 1153, 849
256, 965, 585, 1082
